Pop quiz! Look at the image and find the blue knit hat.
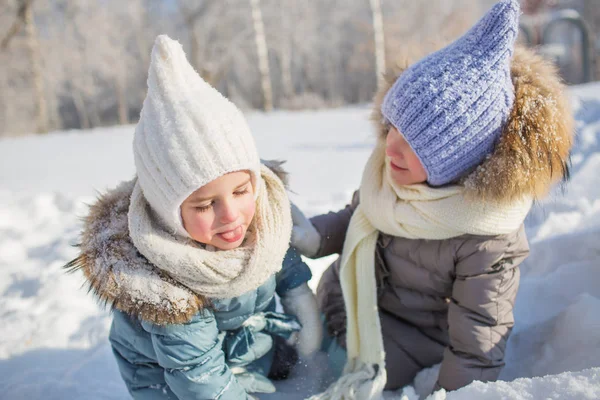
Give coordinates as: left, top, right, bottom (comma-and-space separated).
381, 0, 520, 186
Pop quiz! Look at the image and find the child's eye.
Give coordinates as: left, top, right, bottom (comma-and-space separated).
195, 203, 212, 212
234, 188, 249, 197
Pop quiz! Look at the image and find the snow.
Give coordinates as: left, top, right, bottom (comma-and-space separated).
445, 368, 600, 400
1, 83, 599, 399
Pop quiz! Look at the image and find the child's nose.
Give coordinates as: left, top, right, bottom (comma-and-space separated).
386, 129, 403, 158
219, 201, 239, 224
386, 145, 404, 160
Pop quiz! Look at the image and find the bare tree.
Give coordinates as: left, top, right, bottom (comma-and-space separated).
2, 0, 48, 133
24, 0, 47, 132
383, 0, 482, 67
275, 0, 295, 100
176, 0, 255, 88
369, 0, 386, 90
1, 0, 30, 50
176, 0, 214, 79
250, 0, 273, 111
0, 0, 508, 136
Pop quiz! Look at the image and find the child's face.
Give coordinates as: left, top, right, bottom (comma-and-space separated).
385, 126, 427, 186
180, 171, 256, 250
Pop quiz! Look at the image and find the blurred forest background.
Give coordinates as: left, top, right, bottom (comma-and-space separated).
1, 0, 599, 136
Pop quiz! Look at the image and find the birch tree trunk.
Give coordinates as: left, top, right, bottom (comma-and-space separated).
250, 0, 273, 111
23, 1, 47, 133
72, 90, 90, 130
115, 76, 128, 125
369, 0, 386, 90
278, 2, 294, 99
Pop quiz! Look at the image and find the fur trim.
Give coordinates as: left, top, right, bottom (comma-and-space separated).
65, 162, 290, 325
372, 46, 574, 204
262, 159, 290, 188
65, 180, 206, 325
371, 67, 408, 140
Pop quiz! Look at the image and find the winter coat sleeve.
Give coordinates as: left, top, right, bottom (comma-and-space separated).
437, 235, 529, 391
310, 190, 360, 258
141, 312, 251, 400
276, 246, 313, 296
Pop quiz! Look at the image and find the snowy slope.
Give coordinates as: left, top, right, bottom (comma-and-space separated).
1, 84, 599, 399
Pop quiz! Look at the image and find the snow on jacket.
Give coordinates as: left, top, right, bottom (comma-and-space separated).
66, 175, 311, 399
313, 46, 573, 392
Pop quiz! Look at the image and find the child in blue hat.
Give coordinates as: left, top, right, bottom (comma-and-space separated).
292, 0, 574, 397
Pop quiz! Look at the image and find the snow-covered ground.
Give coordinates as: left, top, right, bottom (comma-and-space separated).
1, 84, 599, 399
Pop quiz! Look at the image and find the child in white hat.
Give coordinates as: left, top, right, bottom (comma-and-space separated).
67, 35, 322, 399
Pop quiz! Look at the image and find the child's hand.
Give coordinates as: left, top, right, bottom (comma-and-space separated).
231, 366, 276, 394
280, 282, 323, 357
290, 203, 321, 258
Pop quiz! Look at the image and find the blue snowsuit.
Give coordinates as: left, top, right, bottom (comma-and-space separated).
108, 247, 311, 399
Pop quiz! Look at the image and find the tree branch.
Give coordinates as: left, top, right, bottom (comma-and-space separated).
176, 0, 214, 27
1, 0, 34, 50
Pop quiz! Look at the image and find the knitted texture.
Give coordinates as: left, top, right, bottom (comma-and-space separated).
133, 35, 261, 236
381, 0, 520, 186
364, 140, 532, 241
128, 164, 293, 299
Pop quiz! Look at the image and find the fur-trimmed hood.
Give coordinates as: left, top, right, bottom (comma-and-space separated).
372, 46, 574, 204
65, 161, 289, 325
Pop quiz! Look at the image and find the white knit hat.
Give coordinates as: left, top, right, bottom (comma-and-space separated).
132, 35, 261, 237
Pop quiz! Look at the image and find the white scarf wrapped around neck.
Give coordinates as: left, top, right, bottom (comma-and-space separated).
311, 140, 532, 400
128, 164, 292, 299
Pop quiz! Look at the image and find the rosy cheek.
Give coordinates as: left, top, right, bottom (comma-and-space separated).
198, 218, 213, 233
242, 199, 256, 222
188, 213, 214, 238
410, 158, 427, 180
385, 133, 396, 153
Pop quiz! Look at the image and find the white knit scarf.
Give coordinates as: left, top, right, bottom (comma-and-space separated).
311, 140, 532, 400
128, 164, 292, 299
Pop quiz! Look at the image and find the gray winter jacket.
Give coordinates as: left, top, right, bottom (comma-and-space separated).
313, 192, 528, 391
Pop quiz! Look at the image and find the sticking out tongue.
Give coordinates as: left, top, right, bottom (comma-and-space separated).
219, 226, 243, 243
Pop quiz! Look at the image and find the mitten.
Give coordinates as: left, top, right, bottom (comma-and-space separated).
290, 203, 321, 258
280, 282, 323, 357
